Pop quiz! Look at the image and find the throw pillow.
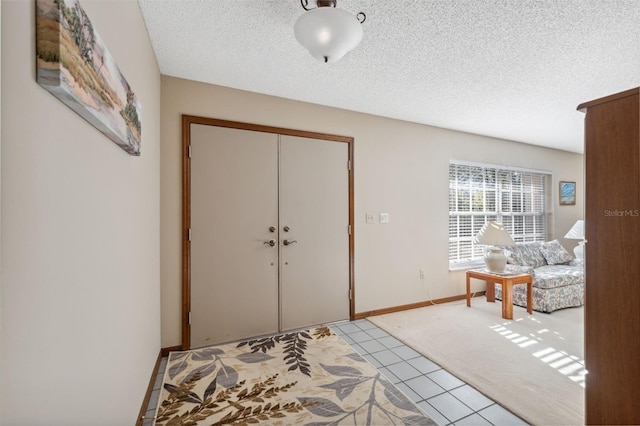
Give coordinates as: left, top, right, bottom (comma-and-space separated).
505, 242, 547, 268
540, 240, 574, 265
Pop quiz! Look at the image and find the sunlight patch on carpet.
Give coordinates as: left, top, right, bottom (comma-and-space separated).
491, 322, 586, 388
368, 300, 585, 425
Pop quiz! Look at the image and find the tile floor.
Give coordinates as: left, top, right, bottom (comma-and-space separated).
333, 319, 528, 426
143, 319, 528, 425
142, 357, 167, 425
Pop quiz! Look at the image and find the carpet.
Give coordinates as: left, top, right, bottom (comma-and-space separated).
154, 326, 436, 425
368, 300, 585, 426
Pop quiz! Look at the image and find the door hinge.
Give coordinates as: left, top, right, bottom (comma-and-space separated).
349, 288, 352, 300
188, 312, 192, 324
188, 145, 192, 158
348, 160, 352, 171
348, 224, 352, 235
188, 228, 192, 241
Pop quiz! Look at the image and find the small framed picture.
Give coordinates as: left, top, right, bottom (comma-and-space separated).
559, 181, 576, 205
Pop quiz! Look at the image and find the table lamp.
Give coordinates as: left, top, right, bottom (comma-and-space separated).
564, 219, 585, 259
474, 221, 515, 273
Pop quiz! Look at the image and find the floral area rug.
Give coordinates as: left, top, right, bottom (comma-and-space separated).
154, 326, 435, 425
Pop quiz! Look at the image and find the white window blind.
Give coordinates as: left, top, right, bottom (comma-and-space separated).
449, 161, 551, 269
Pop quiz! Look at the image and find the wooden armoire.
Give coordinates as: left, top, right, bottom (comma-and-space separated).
578, 88, 640, 425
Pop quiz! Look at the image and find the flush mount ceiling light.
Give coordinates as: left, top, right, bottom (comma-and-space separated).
294, 0, 366, 63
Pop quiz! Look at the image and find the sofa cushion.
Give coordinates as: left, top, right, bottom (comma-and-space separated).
495, 281, 584, 313
569, 258, 584, 268
504, 242, 547, 268
540, 240, 573, 265
533, 264, 584, 289
504, 264, 535, 275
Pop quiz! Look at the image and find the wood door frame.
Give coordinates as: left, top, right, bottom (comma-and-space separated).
181, 115, 355, 350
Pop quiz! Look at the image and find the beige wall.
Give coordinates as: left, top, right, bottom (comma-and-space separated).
161, 76, 584, 347
1, 1, 161, 424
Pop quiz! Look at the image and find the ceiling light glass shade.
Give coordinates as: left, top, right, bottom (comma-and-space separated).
294, 7, 363, 63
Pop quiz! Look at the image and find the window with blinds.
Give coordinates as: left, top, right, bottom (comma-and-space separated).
449, 161, 551, 269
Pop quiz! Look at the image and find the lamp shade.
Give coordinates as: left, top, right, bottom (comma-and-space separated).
564, 220, 584, 239
294, 7, 363, 63
474, 221, 514, 273
474, 221, 515, 246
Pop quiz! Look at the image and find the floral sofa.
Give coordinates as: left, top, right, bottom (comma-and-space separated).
494, 240, 584, 313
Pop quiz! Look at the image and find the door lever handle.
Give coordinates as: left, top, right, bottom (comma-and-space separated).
283, 239, 298, 246
263, 239, 277, 247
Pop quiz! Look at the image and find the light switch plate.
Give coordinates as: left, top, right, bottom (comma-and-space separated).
380, 213, 389, 223
366, 213, 375, 224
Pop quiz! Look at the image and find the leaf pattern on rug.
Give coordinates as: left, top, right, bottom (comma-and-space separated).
156, 373, 301, 425
312, 363, 426, 424
154, 327, 436, 425
237, 327, 334, 377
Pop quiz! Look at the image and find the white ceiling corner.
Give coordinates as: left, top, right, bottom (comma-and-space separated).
138, 0, 640, 154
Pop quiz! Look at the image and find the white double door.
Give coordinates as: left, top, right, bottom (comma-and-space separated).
190, 124, 349, 348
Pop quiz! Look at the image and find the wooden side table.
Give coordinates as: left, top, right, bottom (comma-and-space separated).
466, 269, 533, 319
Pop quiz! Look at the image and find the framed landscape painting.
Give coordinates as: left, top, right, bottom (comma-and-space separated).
559, 181, 576, 205
36, 0, 142, 155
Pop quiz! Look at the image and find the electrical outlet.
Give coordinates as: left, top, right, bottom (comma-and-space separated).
366, 213, 375, 224
420, 268, 425, 279
380, 213, 389, 223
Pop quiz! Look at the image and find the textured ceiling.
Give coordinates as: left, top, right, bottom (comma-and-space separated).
138, 0, 640, 153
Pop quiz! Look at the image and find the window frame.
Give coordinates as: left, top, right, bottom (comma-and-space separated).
448, 160, 552, 270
